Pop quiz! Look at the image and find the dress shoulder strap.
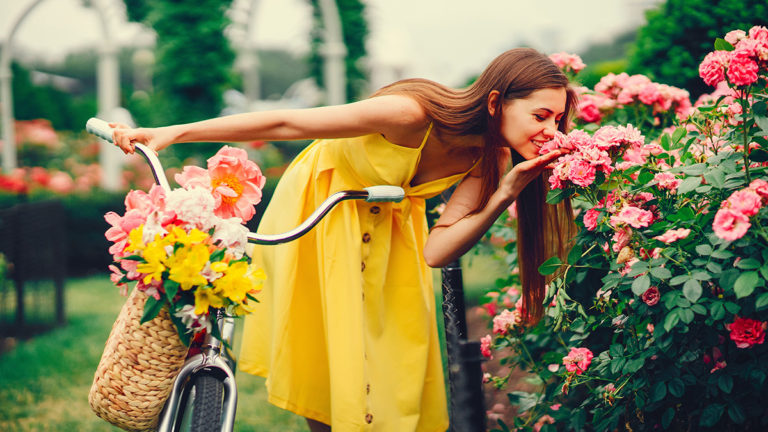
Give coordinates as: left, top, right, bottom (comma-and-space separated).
418, 123, 433, 150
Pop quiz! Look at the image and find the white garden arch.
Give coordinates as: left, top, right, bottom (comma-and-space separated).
1, 0, 127, 190
227, 0, 346, 107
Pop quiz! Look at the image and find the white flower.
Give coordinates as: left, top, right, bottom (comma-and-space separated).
211, 217, 249, 258
166, 187, 218, 231
174, 304, 212, 334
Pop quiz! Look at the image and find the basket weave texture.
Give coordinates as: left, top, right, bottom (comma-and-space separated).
89, 288, 189, 431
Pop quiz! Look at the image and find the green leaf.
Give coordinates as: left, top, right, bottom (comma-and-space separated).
728, 404, 746, 424
691, 270, 711, 281
683, 279, 702, 302
651, 381, 667, 403
734, 271, 759, 298
140, 296, 165, 324
668, 378, 685, 398
736, 258, 761, 270
696, 244, 713, 255
672, 126, 687, 144
632, 275, 652, 296
714, 38, 735, 51
756, 293, 768, 310
623, 357, 645, 374
678, 308, 695, 324
703, 168, 726, 189
718, 374, 733, 394
538, 256, 563, 276
755, 116, 768, 134
165, 281, 179, 303
711, 249, 734, 259
546, 188, 566, 204
650, 267, 672, 279
691, 304, 707, 315
662, 408, 675, 429
664, 310, 680, 332
670, 274, 691, 286
700, 403, 725, 427
609, 343, 624, 358
677, 176, 702, 194
567, 244, 583, 265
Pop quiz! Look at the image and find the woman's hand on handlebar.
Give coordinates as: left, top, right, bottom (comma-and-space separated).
109, 123, 176, 155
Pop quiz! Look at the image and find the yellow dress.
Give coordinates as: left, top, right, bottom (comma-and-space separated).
239, 125, 472, 431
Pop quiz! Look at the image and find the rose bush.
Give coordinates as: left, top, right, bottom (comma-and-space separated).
480, 28, 768, 431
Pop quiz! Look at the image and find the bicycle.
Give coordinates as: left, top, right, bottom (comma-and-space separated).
87, 117, 487, 432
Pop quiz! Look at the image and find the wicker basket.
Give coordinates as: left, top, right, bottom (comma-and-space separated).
89, 288, 189, 432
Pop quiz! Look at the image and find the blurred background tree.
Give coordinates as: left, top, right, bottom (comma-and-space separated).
627, 0, 768, 99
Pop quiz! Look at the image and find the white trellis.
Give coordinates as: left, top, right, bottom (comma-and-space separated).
227, 0, 347, 107
0, 0, 127, 190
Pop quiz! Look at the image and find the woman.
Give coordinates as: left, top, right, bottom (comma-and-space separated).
111, 47, 577, 432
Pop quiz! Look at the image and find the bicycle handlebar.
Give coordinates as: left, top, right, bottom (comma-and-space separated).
86, 117, 406, 245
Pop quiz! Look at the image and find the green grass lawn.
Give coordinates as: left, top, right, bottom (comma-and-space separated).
0, 254, 503, 431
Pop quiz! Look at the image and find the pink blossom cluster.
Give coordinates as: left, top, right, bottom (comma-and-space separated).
480, 334, 493, 358
699, 26, 768, 87
548, 52, 586, 74
712, 179, 768, 241
541, 125, 645, 190
492, 303, 523, 335
653, 227, 691, 244
726, 316, 768, 348
0, 165, 98, 195
593, 72, 693, 120
562, 347, 594, 375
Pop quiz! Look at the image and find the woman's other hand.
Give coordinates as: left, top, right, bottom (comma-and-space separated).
499, 149, 567, 202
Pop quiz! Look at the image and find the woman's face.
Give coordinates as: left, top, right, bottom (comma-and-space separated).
497, 87, 567, 160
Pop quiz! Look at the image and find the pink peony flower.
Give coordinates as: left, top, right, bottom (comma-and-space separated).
713, 207, 751, 241
176, 146, 266, 222
726, 50, 759, 86
750, 179, 768, 199
104, 210, 147, 258
480, 334, 493, 359
653, 227, 691, 243
641, 286, 660, 306
562, 347, 594, 375
726, 316, 767, 348
699, 51, 730, 87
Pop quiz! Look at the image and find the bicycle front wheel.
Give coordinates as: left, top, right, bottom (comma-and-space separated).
188, 372, 224, 432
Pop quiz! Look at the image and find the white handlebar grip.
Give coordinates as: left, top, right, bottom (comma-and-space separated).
364, 186, 405, 202
86, 117, 114, 143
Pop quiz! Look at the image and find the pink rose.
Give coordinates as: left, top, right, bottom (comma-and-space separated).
641, 286, 660, 306
480, 335, 493, 358
577, 95, 603, 123
713, 207, 751, 241
727, 189, 763, 216
583, 208, 600, 231
724, 29, 747, 45
567, 159, 597, 187
653, 228, 691, 244
611, 226, 633, 253
562, 347, 593, 375
610, 205, 654, 228
726, 316, 767, 348
492, 309, 521, 335
654, 172, 681, 191
699, 51, 729, 87
726, 50, 759, 86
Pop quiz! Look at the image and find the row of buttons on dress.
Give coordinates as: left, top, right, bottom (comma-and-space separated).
362, 205, 380, 425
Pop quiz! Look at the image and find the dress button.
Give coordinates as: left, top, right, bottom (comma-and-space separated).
362, 233, 371, 243
361, 261, 366, 271
370, 206, 380, 215
366, 384, 370, 394
365, 413, 373, 424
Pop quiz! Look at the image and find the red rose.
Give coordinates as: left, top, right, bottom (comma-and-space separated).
726, 316, 767, 348
641, 286, 660, 306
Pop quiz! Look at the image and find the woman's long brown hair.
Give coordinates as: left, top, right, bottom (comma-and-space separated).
372, 48, 578, 322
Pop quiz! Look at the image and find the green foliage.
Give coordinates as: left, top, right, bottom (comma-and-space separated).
308, 0, 369, 101
10, 62, 96, 131
628, 0, 768, 99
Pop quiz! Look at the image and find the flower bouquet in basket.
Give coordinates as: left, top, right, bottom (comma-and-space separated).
89, 146, 266, 431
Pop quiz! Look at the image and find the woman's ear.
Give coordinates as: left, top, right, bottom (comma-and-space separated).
487, 90, 500, 117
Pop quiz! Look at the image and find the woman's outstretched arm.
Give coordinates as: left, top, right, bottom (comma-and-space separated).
423, 149, 567, 268
109, 95, 429, 154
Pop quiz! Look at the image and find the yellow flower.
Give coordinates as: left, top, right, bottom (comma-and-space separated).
136, 237, 168, 284
194, 287, 225, 315
125, 225, 146, 253
167, 226, 209, 246
213, 261, 264, 303
168, 243, 210, 290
